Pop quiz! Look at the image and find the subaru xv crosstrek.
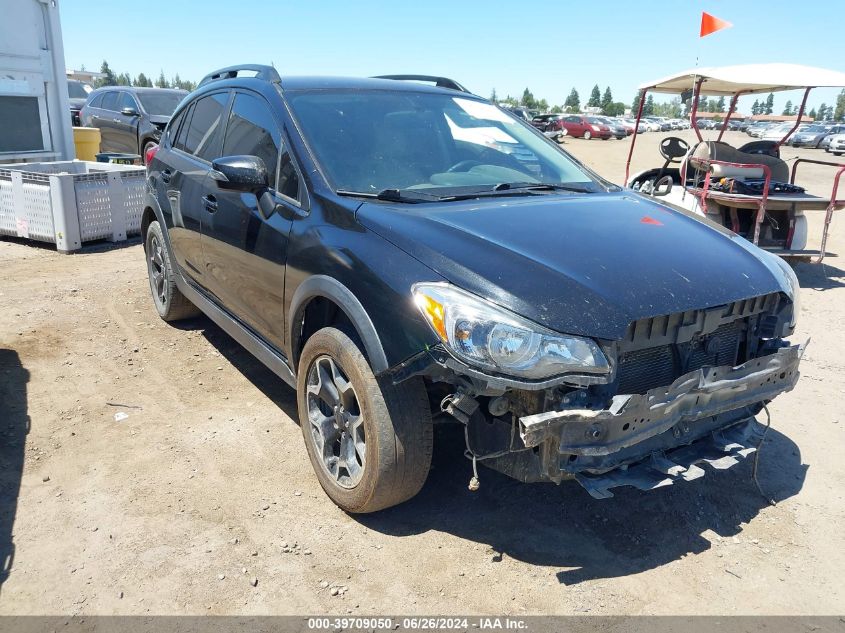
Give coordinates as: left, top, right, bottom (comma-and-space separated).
142, 65, 803, 512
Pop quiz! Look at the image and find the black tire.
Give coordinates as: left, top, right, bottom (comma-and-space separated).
297, 327, 433, 513
144, 220, 199, 321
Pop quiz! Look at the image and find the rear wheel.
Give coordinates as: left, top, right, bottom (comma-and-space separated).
145, 221, 199, 321
584, 130, 592, 140
297, 327, 433, 513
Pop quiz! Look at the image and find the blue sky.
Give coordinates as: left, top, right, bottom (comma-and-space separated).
61, 0, 844, 115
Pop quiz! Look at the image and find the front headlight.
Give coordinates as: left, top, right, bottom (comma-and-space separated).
591, 125, 601, 132
412, 283, 610, 380
771, 255, 801, 325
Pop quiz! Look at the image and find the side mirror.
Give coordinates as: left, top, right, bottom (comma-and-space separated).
211, 155, 269, 194
121, 107, 138, 116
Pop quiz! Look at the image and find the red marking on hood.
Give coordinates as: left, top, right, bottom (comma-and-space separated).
641, 216, 663, 226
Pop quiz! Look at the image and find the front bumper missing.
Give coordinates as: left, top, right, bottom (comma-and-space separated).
574, 419, 760, 498
516, 344, 803, 494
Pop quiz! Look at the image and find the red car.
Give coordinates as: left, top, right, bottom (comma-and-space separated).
557, 115, 612, 140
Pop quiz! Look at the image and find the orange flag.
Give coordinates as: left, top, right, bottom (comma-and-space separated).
700, 12, 732, 37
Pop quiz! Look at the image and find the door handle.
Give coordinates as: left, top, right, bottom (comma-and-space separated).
202, 194, 218, 213
161, 169, 172, 184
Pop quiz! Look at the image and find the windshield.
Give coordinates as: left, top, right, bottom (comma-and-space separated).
136, 91, 185, 116
67, 82, 91, 99
803, 125, 825, 133
285, 90, 601, 196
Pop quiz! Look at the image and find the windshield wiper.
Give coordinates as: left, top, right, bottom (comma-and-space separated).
336, 189, 440, 204
438, 182, 597, 201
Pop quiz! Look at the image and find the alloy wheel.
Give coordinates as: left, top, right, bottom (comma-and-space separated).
306, 355, 366, 488
148, 234, 166, 305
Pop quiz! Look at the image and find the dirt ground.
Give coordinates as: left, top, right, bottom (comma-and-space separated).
1, 131, 843, 616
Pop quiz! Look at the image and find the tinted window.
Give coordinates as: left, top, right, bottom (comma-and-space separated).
277, 146, 300, 201
173, 103, 195, 152
167, 107, 188, 146
67, 82, 90, 99
136, 90, 186, 116
222, 93, 281, 184
182, 93, 229, 160
88, 93, 103, 108
119, 92, 138, 112
100, 92, 118, 111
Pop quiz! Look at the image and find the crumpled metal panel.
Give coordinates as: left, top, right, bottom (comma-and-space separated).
574, 421, 760, 499
519, 344, 803, 455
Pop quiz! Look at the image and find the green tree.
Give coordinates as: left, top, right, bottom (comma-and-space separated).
96, 60, 116, 87
155, 70, 169, 88
716, 96, 726, 113
643, 94, 655, 116
751, 99, 760, 115
817, 103, 828, 121
782, 100, 793, 116
537, 98, 549, 112
134, 73, 152, 87
489, 88, 498, 103
587, 84, 601, 108
551, 105, 563, 114
631, 91, 642, 113
520, 87, 537, 108
808, 108, 818, 120
834, 89, 845, 121
605, 102, 626, 117
764, 92, 774, 115
564, 88, 580, 113
600, 86, 613, 114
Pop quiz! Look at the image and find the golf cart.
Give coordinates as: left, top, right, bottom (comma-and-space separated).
625, 64, 845, 262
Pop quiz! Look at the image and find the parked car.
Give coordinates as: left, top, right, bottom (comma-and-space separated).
827, 133, 845, 156
787, 124, 835, 148
556, 115, 612, 139
818, 126, 845, 150
80, 86, 187, 161
761, 123, 795, 142
142, 65, 802, 511
530, 113, 561, 132
592, 116, 627, 139
505, 106, 533, 122
67, 78, 93, 126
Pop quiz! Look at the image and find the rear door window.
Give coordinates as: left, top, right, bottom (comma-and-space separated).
100, 92, 118, 112
222, 92, 281, 185
173, 103, 195, 152
88, 93, 104, 108
182, 93, 230, 161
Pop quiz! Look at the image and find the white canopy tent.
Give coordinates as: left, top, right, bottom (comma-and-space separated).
639, 63, 845, 95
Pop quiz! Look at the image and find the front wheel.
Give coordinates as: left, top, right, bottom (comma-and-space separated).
583, 130, 592, 140
297, 327, 433, 513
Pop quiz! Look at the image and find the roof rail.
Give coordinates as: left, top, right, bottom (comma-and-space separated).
372, 75, 471, 94
198, 64, 281, 88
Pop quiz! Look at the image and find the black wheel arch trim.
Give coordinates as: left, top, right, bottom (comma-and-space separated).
288, 275, 389, 375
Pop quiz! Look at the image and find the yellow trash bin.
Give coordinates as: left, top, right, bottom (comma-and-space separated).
73, 127, 101, 161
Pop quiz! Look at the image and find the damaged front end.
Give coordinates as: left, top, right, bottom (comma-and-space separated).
392, 289, 802, 498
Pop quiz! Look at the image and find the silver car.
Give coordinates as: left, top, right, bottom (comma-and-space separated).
827, 133, 845, 156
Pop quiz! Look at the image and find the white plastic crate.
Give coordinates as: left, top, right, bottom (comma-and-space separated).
0, 160, 146, 252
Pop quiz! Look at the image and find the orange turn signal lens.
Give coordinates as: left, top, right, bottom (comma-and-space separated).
414, 293, 447, 341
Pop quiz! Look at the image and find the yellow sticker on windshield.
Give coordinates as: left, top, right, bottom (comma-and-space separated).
453, 98, 513, 124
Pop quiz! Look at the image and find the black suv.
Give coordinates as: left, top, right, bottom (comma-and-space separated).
142, 65, 802, 512
80, 86, 186, 160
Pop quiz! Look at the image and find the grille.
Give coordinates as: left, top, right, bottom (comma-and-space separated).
617, 320, 743, 395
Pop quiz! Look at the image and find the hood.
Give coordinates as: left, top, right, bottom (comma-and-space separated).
357, 192, 789, 340
68, 97, 86, 109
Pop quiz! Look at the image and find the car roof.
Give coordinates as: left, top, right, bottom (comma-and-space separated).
90, 86, 187, 95
278, 75, 477, 96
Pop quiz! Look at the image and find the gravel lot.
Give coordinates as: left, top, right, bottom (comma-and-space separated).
0, 131, 843, 615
